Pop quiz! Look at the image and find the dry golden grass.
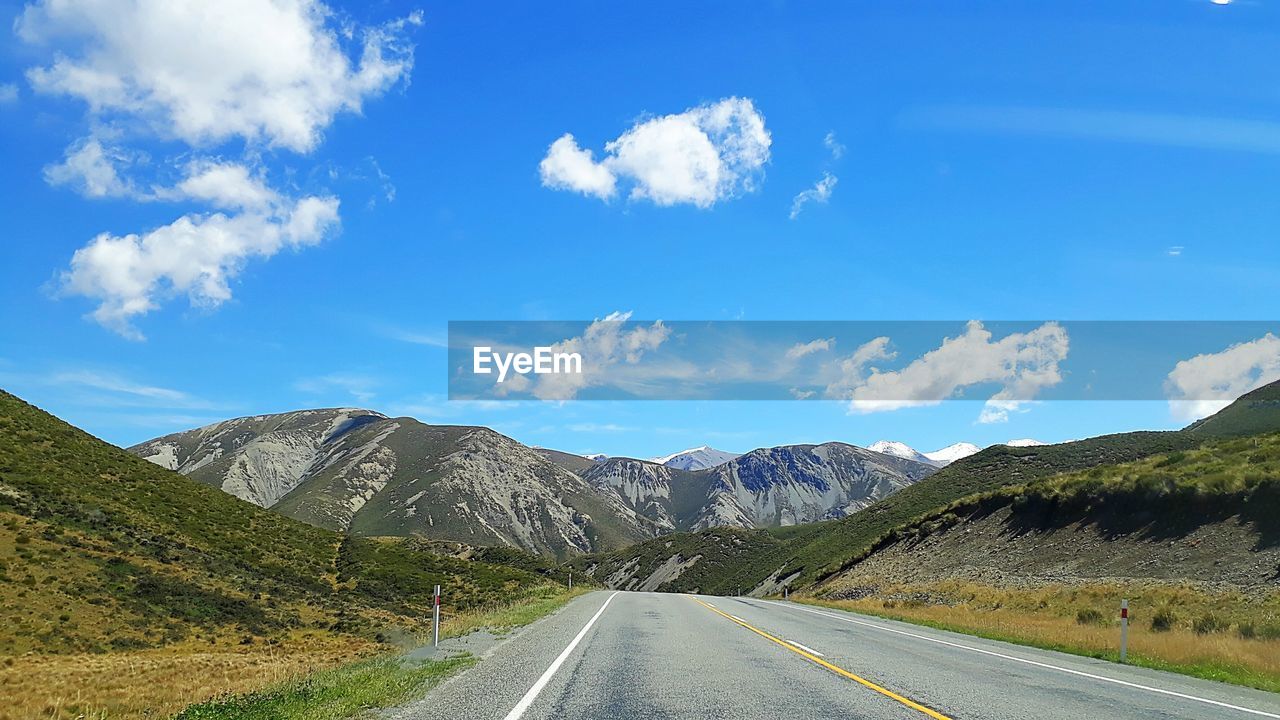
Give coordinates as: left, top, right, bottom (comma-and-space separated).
804, 580, 1280, 691
0, 634, 379, 720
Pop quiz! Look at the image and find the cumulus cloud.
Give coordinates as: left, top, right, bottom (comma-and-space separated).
0, 83, 18, 103
20, 1, 417, 337
44, 138, 139, 198
60, 193, 339, 339
539, 97, 771, 208
18, 0, 420, 152
1165, 333, 1280, 421
785, 337, 835, 360
789, 171, 837, 220
825, 321, 1069, 421
528, 311, 672, 400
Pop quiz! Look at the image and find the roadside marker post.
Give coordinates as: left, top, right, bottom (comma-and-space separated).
1120, 599, 1129, 663
433, 584, 442, 648
568, 569, 573, 590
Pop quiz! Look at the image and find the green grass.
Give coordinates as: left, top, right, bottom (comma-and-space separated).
175, 585, 590, 719
173, 655, 475, 720
0, 389, 560, 656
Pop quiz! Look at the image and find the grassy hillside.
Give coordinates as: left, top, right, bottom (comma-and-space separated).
0, 390, 562, 718
1186, 380, 1280, 439
846, 432, 1280, 560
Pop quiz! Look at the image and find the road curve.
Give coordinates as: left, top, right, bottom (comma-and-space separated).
384, 590, 1280, 720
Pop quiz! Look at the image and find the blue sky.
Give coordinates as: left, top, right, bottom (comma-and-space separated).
2, 1, 1280, 457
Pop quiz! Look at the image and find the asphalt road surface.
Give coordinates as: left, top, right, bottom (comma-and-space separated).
385, 591, 1280, 720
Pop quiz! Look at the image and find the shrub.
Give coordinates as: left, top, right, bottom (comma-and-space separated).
1076, 608, 1105, 625
1151, 609, 1177, 632
1194, 613, 1228, 635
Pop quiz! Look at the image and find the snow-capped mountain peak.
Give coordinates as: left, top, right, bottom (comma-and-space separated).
1005, 438, 1048, 447
867, 440, 933, 466
923, 442, 982, 465
650, 446, 740, 471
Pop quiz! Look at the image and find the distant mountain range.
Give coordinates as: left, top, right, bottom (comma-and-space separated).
649, 446, 741, 470
133, 415, 938, 555
132, 410, 654, 558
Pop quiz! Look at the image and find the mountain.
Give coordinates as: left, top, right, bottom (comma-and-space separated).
867, 440, 934, 466
923, 442, 981, 465
696, 443, 936, 527
1004, 438, 1047, 447
134, 412, 654, 557
580, 444, 936, 535
0, 389, 558, 658
576, 380, 1280, 596
871, 440, 984, 468
650, 446, 741, 470
130, 408, 387, 507
817, 431, 1280, 611
534, 447, 602, 477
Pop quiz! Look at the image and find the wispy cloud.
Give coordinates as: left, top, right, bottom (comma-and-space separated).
789, 172, 837, 220
906, 105, 1280, 155
378, 323, 448, 348
294, 373, 379, 403
785, 337, 835, 360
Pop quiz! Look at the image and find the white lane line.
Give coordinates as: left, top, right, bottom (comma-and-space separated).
758, 600, 1280, 719
729, 614, 746, 623
786, 639, 825, 657
502, 591, 619, 720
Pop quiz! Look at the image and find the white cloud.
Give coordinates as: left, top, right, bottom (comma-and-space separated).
44, 138, 138, 198
1165, 333, 1280, 421
0, 83, 18, 103
294, 373, 378, 403
824, 131, 845, 159
789, 171, 837, 220
540, 97, 771, 208
18, 0, 420, 152
786, 337, 835, 360
826, 321, 1069, 420
539, 135, 617, 200
529, 311, 672, 400
21, 1, 417, 337
60, 194, 339, 339
1168, 246, 1184, 257
168, 160, 279, 210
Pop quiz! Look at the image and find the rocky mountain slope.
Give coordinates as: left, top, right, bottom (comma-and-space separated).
133, 412, 654, 557
577, 443, 935, 535
137, 415, 937, 555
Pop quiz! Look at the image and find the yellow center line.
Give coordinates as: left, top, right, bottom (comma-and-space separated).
686, 595, 952, 720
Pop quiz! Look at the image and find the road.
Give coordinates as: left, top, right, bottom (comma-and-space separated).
385, 591, 1280, 720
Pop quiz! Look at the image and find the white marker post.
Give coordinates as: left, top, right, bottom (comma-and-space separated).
1120, 599, 1129, 663
568, 569, 573, 591
433, 584, 442, 648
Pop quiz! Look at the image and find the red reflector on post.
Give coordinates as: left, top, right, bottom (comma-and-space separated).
1121, 608, 1128, 619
